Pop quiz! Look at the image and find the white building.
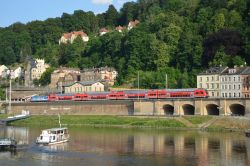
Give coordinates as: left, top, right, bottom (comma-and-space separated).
220, 67, 248, 98
197, 67, 228, 97
115, 26, 124, 32
128, 20, 140, 30
13, 67, 22, 79
64, 81, 104, 93
0, 65, 8, 77
31, 59, 50, 80
99, 28, 109, 36
59, 31, 89, 44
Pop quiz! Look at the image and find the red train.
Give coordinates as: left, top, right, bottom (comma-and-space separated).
30, 89, 208, 102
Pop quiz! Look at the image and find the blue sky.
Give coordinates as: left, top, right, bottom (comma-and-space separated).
0, 0, 135, 28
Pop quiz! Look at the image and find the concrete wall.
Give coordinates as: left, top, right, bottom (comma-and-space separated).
7, 100, 134, 115
3, 98, 250, 116
134, 98, 250, 116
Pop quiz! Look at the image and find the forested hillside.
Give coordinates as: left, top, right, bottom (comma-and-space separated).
0, 0, 249, 88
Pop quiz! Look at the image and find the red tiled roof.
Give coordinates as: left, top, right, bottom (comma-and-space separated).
128, 20, 140, 27
99, 28, 109, 33
115, 26, 124, 31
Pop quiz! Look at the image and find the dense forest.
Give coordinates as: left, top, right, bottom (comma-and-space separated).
0, 0, 249, 88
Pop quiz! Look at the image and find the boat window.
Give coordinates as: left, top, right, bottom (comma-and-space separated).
53, 136, 55, 140
40, 136, 43, 139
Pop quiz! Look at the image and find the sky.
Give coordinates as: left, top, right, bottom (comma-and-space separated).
0, 0, 135, 28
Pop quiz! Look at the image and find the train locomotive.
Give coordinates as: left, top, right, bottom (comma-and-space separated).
30, 88, 208, 102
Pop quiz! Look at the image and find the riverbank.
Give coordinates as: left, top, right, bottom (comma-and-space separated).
4, 115, 249, 131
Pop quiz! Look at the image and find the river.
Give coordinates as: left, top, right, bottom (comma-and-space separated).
0, 126, 249, 166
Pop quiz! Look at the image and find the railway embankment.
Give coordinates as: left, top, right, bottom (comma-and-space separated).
3, 115, 249, 131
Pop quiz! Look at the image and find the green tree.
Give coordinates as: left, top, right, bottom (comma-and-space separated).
39, 67, 55, 86
105, 5, 119, 27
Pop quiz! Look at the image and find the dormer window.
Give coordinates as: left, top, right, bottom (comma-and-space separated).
229, 69, 236, 74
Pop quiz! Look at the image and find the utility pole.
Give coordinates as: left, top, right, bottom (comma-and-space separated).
137, 71, 140, 101
9, 78, 11, 114
166, 74, 168, 89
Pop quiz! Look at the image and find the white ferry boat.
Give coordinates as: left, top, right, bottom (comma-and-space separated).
36, 127, 69, 145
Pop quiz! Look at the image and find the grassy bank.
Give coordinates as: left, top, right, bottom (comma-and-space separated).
0, 114, 8, 119
6, 115, 250, 131
9, 115, 186, 128
183, 116, 213, 126
207, 117, 250, 131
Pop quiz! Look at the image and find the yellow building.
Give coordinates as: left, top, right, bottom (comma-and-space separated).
64, 81, 104, 93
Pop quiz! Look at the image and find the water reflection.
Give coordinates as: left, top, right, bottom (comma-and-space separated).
0, 126, 249, 166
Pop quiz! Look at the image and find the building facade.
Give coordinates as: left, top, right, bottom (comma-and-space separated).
197, 66, 250, 98
128, 20, 140, 30
59, 31, 89, 44
31, 59, 49, 80
197, 67, 228, 97
0, 65, 8, 78
64, 81, 104, 93
220, 67, 250, 98
99, 28, 109, 36
80, 67, 118, 86
25, 58, 49, 87
49, 67, 80, 89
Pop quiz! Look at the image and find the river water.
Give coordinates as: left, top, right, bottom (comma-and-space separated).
0, 126, 250, 166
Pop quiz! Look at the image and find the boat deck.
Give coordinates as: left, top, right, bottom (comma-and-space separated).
0, 138, 17, 150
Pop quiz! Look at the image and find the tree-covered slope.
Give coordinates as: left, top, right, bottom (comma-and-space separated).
0, 0, 249, 88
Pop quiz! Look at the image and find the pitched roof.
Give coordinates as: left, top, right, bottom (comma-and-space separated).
63, 81, 103, 87
128, 20, 140, 27
241, 67, 250, 75
99, 28, 109, 33
62, 31, 88, 39
198, 67, 228, 75
221, 66, 249, 75
115, 26, 124, 31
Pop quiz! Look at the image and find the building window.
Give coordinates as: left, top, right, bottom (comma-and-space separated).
206, 83, 209, 89
234, 77, 235, 81
234, 85, 236, 89
239, 85, 241, 89
212, 92, 214, 96
229, 93, 231, 97
207, 77, 209, 81
225, 77, 227, 81
234, 93, 236, 97
222, 93, 224, 97
199, 77, 202, 81
229, 77, 231, 81
200, 83, 202, 88
211, 84, 214, 89
225, 93, 227, 97
212, 76, 214, 81
239, 93, 241, 97
225, 85, 227, 89
238, 77, 240, 81
222, 85, 224, 89
229, 85, 231, 90
222, 77, 224, 82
